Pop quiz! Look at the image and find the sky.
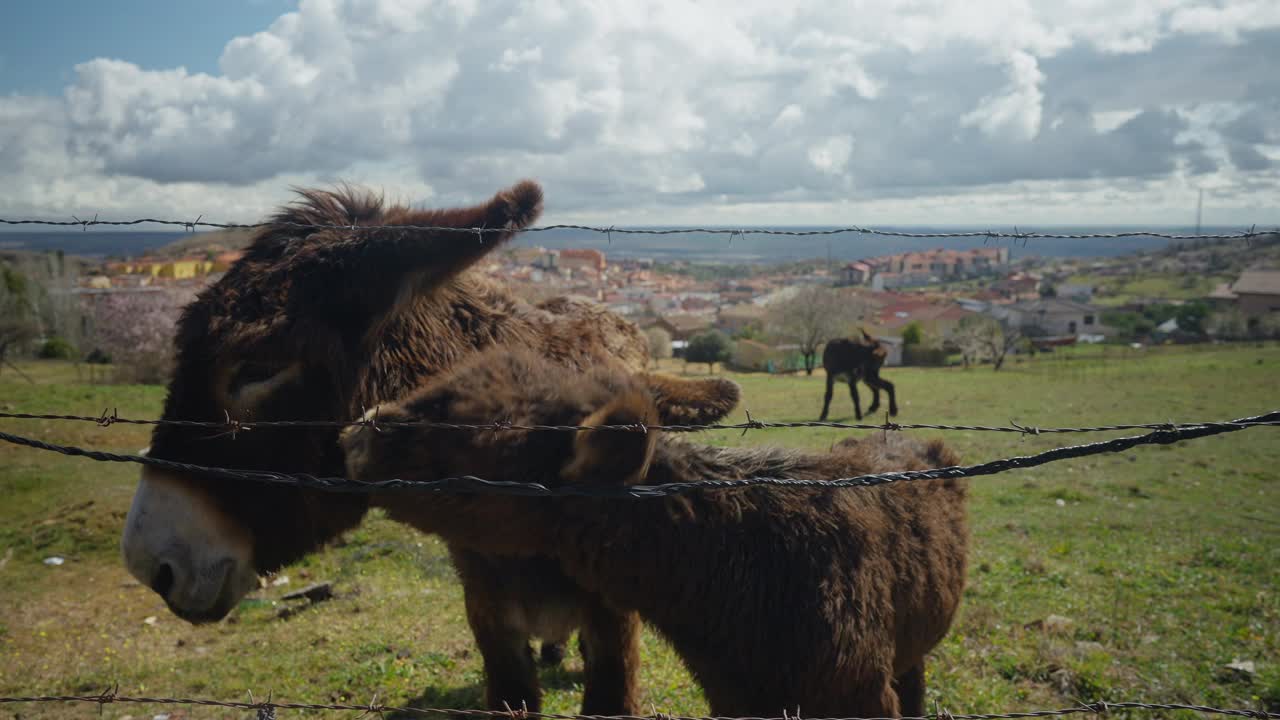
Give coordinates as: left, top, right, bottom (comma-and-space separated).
0, 0, 1277, 227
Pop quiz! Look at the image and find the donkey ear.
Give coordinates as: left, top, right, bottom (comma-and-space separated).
375, 178, 542, 291
299, 180, 544, 329
562, 390, 660, 486
860, 327, 875, 343
640, 373, 741, 425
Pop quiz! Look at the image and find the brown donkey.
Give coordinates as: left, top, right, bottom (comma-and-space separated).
119, 181, 741, 714
341, 347, 970, 717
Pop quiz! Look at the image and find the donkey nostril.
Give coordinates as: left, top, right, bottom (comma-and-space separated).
151, 563, 176, 597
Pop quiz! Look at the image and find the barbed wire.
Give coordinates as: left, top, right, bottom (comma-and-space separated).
1, 215, 1276, 242
0, 411, 1273, 497
0, 693, 1273, 720
2, 409, 1280, 437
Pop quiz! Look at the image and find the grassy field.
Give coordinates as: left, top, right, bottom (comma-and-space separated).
1064, 274, 1235, 307
1, 345, 1278, 719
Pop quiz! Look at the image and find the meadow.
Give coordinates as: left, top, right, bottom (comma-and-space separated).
0, 344, 1277, 719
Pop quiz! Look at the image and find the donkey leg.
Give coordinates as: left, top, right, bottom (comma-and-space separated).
894, 662, 926, 718
876, 376, 898, 416
865, 377, 881, 415
819, 374, 836, 421
451, 549, 541, 711
539, 639, 567, 667
847, 378, 864, 420
578, 597, 642, 714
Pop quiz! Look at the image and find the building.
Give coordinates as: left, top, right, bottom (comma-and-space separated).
559, 248, 607, 273
717, 303, 768, 335
1229, 270, 1280, 319
1000, 298, 1101, 337
645, 314, 715, 341
1056, 283, 1094, 301
840, 262, 872, 286
863, 295, 976, 343
105, 257, 218, 280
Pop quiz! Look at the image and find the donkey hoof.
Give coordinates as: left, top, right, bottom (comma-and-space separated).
540, 641, 566, 666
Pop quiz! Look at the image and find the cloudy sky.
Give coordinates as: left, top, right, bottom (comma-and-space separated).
1, 0, 1277, 227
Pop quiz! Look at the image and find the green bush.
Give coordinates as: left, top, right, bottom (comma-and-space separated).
38, 337, 77, 360
902, 321, 924, 346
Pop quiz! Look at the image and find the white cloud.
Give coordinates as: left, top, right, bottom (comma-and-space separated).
961, 50, 1045, 142
807, 135, 853, 175
0, 0, 1278, 225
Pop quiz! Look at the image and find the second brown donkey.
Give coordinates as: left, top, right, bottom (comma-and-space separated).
341, 347, 970, 716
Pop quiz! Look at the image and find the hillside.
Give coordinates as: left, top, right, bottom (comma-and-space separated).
150, 228, 256, 259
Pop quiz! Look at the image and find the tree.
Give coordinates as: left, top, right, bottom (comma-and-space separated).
685, 330, 732, 373
82, 287, 196, 384
645, 326, 673, 360
902, 321, 924, 347
767, 286, 869, 375
0, 317, 38, 378
949, 315, 1026, 371
0, 266, 39, 380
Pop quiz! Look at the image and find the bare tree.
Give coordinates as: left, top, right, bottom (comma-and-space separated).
767, 286, 868, 375
949, 315, 1026, 371
645, 326, 673, 360
0, 265, 39, 380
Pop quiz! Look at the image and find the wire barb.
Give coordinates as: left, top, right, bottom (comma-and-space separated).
95, 408, 118, 428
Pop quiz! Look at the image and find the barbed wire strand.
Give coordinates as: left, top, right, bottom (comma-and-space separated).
2, 216, 1276, 242
0, 411, 1273, 497
0, 694, 1273, 720
2, 409, 1280, 436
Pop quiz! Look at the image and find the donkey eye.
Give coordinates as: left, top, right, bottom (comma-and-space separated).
232, 362, 284, 389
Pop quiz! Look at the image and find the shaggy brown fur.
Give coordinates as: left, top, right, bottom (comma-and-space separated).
341, 348, 970, 716
137, 181, 741, 713
820, 330, 898, 421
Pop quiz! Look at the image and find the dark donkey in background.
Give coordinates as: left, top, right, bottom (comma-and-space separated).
819, 330, 899, 421
118, 180, 741, 714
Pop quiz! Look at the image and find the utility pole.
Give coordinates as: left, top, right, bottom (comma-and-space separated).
1195, 188, 1203, 236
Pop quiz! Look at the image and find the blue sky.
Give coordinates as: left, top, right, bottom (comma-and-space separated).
1, 2, 294, 95
0, 0, 1276, 225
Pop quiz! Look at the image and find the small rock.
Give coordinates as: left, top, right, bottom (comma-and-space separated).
270, 575, 290, 587
396, 649, 412, 660
1049, 667, 1075, 694
43, 556, 65, 566
1055, 498, 1066, 507
282, 581, 334, 604
143, 616, 157, 626
194, 646, 209, 656
298, 569, 311, 579
175, 638, 186, 648
1025, 614, 1074, 634
1216, 660, 1256, 683
153, 714, 170, 720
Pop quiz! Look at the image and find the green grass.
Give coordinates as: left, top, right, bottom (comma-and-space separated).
1, 349, 1278, 719
1065, 274, 1234, 306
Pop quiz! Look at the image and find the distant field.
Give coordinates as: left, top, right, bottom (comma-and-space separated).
1065, 274, 1235, 306
1, 346, 1278, 719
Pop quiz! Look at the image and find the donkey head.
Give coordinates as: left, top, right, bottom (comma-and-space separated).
121, 181, 543, 623
340, 348, 691, 497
